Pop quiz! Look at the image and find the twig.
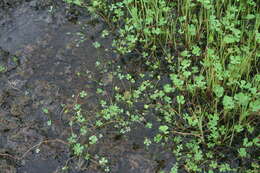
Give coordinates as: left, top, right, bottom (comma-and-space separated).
0, 153, 18, 160
20, 139, 68, 160
0, 138, 68, 161
172, 130, 202, 138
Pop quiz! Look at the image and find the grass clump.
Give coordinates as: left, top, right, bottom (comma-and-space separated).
63, 0, 260, 172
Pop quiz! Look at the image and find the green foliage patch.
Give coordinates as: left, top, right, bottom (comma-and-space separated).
63, 0, 260, 172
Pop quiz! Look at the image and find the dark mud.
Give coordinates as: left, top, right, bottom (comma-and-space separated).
0, 1, 175, 173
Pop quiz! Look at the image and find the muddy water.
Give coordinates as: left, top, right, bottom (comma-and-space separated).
0, 1, 175, 173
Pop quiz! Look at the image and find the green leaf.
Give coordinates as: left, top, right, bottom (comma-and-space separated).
79, 91, 88, 98
93, 41, 101, 48
234, 92, 250, 106
192, 46, 201, 56
176, 95, 185, 105
234, 124, 244, 133
213, 85, 224, 98
223, 96, 235, 110
163, 84, 174, 93
0, 65, 6, 73
223, 34, 236, 44
73, 143, 84, 156
159, 125, 169, 134
89, 135, 98, 145
245, 14, 255, 20
188, 24, 196, 36
180, 50, 190, 57
238, 148, 247, 158
42, 108, 49, 114
47, 120, 52, 126
249, 100, 260, 112
154, 134, 163, 143
170, 74, 184, 89
243, 138, 253, 147
170, 164, 178, 173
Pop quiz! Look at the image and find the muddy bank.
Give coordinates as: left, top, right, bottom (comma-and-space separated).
0, 1, 175, 173
0, 0, 108, 172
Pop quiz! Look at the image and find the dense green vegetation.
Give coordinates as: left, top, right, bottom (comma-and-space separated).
64, 0, 259, 172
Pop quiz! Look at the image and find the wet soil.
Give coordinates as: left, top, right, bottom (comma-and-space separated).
0, 1, 174, 173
